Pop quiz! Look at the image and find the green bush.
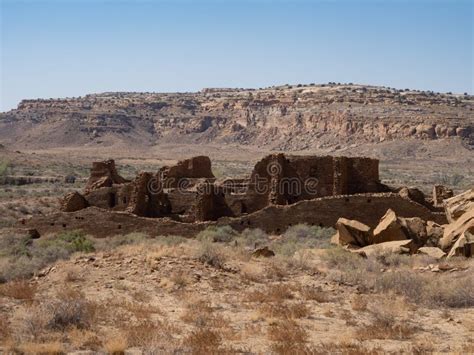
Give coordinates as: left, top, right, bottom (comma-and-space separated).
39, 230, 95, 253
0, 230, 95, 281
0, 160, 10, 177
197, 226, 238, 243
236, 228, 268, 248
273, 224, 334, 256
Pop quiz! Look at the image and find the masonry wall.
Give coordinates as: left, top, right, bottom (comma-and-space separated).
25, 193, 446, 238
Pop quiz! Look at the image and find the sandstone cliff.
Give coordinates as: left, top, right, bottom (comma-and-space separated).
0, 84, 472, 150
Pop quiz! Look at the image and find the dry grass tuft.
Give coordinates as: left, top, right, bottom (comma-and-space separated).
183, 327, 222, 353
126, 321, 162, 347
46, 289, 96, 330
356, 298, 416, 340
67, 327, 102, 350
268, 319, 308, 353
245, 284, 294, 303
0, 279, 37, 300
0, 316, 11, 340
19, 342, 65, 355
315, 341, 383, 355
298, 285, 330, 302
260, 302, 310, 319
197, 242, 227, 269
103, 336, 127, 355
351, 294, 368, 311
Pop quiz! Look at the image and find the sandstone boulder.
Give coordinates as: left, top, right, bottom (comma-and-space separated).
417, 247, 446, 260
61, 191, 89, 212
444, 188, 474, 223
447, 232, 474, 258
352, 239, 415, 257
333, 217, 371, 247
439, 208, 474, 251
372, 209, 408, 244
425, 221, 445, 247
400, 217, 427, 246
398, 187, 429, 207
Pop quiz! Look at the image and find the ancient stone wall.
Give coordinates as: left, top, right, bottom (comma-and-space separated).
221, 193, 447, 234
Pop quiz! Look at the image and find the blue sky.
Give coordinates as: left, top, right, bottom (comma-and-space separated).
1, 0, 472, 111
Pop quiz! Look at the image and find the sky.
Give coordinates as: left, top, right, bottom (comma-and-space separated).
0, 0, 472, 112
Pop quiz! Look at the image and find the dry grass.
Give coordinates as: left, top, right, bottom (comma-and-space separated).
18, 342, 65, 355
260, 302, 310, 319
356, 298, 417, 340
67, 327, 102, 350
298, 285, 330, 302
268, 319, 308, 353
46, 289, 96, 330
182, 327, 222, 353
0, 316, 11, 340
169, 270, 191, 290
103, 336, 127, 355
197, 242, 227, 269
351, 294, 368, 311
0, 280, 37, 300
314, 341, 383, 355
244, 283, 294, 303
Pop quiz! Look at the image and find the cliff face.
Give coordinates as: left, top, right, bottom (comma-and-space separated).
0, 84, 472, 150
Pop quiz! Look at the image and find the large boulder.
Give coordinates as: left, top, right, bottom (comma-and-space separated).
352, 239, 416, 257
400, 217, 428, 247
417, 247, 446, 260
398, 187, 429, 208
444, 188, 474, 223
439, 208, 474, 251
447, 232, 474, 258
332, 217, 371, 247
61, 191, 89, 212
372, 209, 408, 244
425, 221, 445, 247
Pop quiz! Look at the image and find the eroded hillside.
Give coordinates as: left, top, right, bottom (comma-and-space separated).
1, 84, 472, 150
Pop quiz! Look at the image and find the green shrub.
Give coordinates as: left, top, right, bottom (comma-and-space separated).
38, 230, 95, 253
0, 230, 95, 281
273, 224, 334, 256
197, 226, 238, 243
235, 228, 269, 248
0, 160, 10, 177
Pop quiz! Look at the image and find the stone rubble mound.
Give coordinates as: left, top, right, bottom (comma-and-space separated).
332, 188, 474, 259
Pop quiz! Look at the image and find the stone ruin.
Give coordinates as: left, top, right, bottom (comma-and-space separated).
61, 154, 389, 223
23, 153, 471, 260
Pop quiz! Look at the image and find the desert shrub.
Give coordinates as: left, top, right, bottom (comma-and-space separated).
57, 230, 95, 253
273, 224, 334, 256
183, 328, 222, 353
0, 160, 10, 176
0, 316, 10, 340
322, 247, 366, 269
0, 234, 32, 257
0, 231, 95, 281
236, 228, 269, 248
101, 232, 149, 249
45, 289, 96, 330
268, 319, 308, 349
197, 242, 227, 269
356, 300, 416, 340
0, 279, 37, 300
197, 225, 237, 243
